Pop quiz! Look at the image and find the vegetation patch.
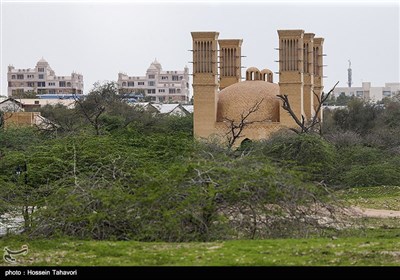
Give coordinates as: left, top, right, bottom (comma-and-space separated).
338, 186, 400, 211
1, 234, 400, 266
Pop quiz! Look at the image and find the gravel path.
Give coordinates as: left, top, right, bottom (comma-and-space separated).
351, 207, 400, 218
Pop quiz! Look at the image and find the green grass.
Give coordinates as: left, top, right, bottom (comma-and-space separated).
337, 186, 400, 211
1, 231, 400, 266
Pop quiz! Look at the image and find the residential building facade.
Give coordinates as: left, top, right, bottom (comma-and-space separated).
0, 98, 76, 112
118, 59, 190, 103
333, 82, 400, 102
7, 58, 84, 97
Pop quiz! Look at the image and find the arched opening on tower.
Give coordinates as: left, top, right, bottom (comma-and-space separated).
246, 67, 261, 81
239, 138, 252, 150
268, 73, 273, 83
260, 69, 273, 83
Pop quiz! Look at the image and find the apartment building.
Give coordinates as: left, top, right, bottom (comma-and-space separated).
333, 82, 400, 102
7, 58, 83, 97
118, 59, 190, 103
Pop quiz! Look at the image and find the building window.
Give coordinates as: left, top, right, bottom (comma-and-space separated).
27, 74, 34, 79
148, 74, 155, 79
148, 81, 155, 86
177, 89, 181, 93
172, 76, 179, 81
12, 90, 16, 95
169, 88, 176, 94
39, 74, 44, 79
27, 82, 35, 87
128, 82, 134, 87
179, 76, 183, 80
37, 82, 46, 87
122, 82, 127, 87
158, 89, 165, 93
138, 82, 145, 85
356, 91, 363, 97
59, 81, 66, 87
11, 75, 16, 79
34, 101, 40, 105
38, 68, 45, 72
147, 89, 155, 94
49, 89, 56, 94
48, 82, 55, 86
161, 76, 168, 80
17, 74, 24, 79
67, 82, 71, 87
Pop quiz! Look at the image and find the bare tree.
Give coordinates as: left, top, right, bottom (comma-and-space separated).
223, 99, 265, 149
277, 81, 339, 134
74, 82, 120, 135
74, 94, 105, 136
0, 99, 23, 128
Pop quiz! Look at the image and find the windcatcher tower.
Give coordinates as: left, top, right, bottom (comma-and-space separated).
313, 37, 324, 118
191, 32, 219, 138
218, 39, 243, 90
277, 30, 305, 127
303, 33, 315, 120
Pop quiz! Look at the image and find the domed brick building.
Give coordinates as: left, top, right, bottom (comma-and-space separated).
191, 30, 325, 146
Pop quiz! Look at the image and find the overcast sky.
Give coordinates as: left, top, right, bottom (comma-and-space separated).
1, 0, 399, 95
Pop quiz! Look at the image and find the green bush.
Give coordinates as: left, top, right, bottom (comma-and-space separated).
25, 138, 335, 241
334, 145, 400, 187
342, 163, 400, 187
259, 133, 336, 182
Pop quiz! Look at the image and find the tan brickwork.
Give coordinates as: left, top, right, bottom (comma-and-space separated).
303, 33, 315, 120
313, 38, 324, 120
4, 112, 40, 128
192, 32, 219, 139
218, 39, 243, 90
192, 30, 324, 147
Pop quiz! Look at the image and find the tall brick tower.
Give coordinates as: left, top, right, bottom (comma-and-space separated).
191, 32, 220, 138
218, 39, 243, 90
303, 33, 315, 120
313, 37, 324, 119
277, 30, 305, 127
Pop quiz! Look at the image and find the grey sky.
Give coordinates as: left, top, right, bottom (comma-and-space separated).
1, 1, 399, 95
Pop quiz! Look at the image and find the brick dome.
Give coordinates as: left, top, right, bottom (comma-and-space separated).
217, 80, 280, 122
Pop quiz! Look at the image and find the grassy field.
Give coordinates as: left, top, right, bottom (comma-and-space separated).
1, 228, 400, 266
338, 186, 400, 211
1, 186, 400, 266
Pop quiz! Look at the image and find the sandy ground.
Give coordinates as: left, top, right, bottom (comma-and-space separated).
351, 207, 400, 218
